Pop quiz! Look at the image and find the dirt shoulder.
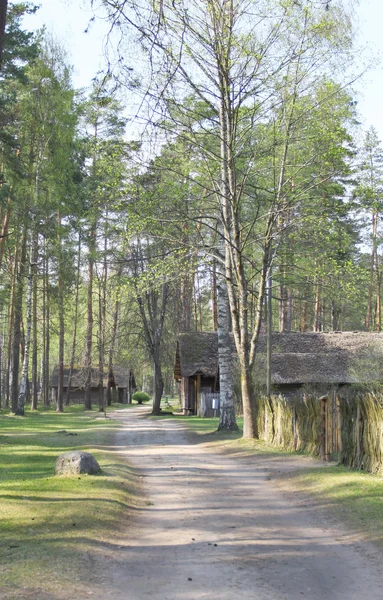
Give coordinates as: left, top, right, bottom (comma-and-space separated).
82, 406, 383, 600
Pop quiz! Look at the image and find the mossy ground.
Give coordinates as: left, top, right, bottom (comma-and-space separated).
0, 405, 140, 599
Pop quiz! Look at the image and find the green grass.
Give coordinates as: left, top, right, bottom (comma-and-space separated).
0, 407, 140, 599
278, 465, 383, 547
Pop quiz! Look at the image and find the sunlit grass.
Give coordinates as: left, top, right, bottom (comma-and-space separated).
0, 408, 140, 598
277, 465, 383, 547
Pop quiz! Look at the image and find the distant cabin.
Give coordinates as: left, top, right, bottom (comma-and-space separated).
51, 365, 136, 405
174, 331, 383, 414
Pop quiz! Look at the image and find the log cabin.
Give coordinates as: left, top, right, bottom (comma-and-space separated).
50, 365, 136, 405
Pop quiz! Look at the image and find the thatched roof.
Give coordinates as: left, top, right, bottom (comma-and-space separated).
51, 365, 134, 389
112, 366, 136, 389
175, 331, 383, 385
175, 332, 229, 379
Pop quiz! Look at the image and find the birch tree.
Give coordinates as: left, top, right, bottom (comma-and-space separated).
99, 0, 356, 436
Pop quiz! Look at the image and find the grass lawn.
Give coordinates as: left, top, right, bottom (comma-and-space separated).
276, 465, 383, 548
0, 405, 140, 599
151, 411, 383, 548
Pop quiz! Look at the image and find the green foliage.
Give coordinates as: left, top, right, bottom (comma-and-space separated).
132, 391, 151, 404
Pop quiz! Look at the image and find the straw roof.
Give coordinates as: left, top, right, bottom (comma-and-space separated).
175, 331, 383, 384
174, 332, 219, 379
112, 366, 136, 389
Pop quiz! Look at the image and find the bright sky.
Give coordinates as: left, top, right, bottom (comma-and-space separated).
22, 0, 383, 140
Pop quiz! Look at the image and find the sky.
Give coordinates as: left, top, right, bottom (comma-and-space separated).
22, 0, 383, 140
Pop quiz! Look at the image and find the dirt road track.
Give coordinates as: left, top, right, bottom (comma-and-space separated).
92, 407, 383, 600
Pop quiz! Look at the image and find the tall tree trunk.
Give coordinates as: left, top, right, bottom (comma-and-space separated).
216, 254, 238, 431
65, 234, 81, 406
11, 228, 27, 413
314, 280, 321, 332
98, 230, 108, 411
0, 313, 3, 409
15, 259, 33, 416
57, 213, 64, 412
366, 211, 378, 330
0, 194, 11, 269
31, 231, 38, 410
152, 354, 164, 415
44, 251, 50, 406
376, 254, 381, 332
211, 258, 218, 331
106, 264, 122, 406
6, 246, 16, 408
85, 227, 95, 410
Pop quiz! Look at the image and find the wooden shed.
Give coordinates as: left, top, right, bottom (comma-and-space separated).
51, 365, 136, 405
174, 331, 383, 414
174, 332, 235, 414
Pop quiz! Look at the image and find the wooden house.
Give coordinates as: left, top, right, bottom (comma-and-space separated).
50, 365, 136, 405
174, 332, 233, 414
174, 331, 383, 414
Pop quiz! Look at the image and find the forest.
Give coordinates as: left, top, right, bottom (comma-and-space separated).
0, 1, 381, 438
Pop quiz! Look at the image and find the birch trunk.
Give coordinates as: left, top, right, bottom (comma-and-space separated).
211, 258, 218, 331
216, 246, 237, 431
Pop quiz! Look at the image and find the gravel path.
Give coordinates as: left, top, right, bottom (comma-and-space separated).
92, 407, 383, 600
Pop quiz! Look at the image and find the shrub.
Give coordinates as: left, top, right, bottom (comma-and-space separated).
132, 391, 151, 404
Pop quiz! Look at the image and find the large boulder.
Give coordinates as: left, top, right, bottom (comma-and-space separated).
55, 451, 101, 476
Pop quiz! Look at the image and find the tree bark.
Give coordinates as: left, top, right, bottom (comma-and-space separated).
57, 213, 64, 412
6, 246, 16, 408
366, 211, 378, 330
85, 227, 95, 410
106, 264, 122, 406
31, 231, 38, 409
44, 251, 50, 407
11, 228, 27, 413
98, 237, 107, 412
211, 258, 218, 331
152, 355, 164, 415
15, 261, 33, 416
65, 234, 81, 406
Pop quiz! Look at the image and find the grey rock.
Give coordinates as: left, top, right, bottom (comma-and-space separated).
55, 451, 101, 476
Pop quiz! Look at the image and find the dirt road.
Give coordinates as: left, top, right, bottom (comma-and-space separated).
93, 407, 383, 600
